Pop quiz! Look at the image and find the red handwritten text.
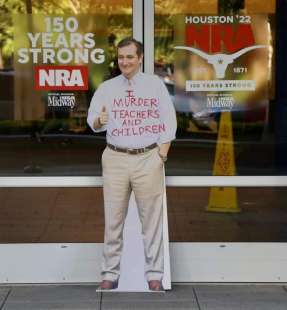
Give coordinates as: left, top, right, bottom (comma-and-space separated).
112, 109, 159, 119
112, 124, 165, 136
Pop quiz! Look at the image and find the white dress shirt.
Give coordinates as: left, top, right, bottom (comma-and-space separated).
87, 71, 177, 148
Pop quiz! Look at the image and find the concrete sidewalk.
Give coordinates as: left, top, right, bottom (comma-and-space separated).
1, 284, 287, 309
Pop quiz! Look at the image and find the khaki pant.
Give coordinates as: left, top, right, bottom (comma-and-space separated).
101, 146, 164, 282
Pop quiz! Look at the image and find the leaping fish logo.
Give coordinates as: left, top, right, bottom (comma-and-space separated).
174, 45, 267, 79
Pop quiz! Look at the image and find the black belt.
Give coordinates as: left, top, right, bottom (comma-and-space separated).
107, 143, 157, 155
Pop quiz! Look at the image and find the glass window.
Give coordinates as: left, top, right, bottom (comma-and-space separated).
155, 0, 287, 176
167, 186, 287, 242
0, 188, 104, 243
0, 0, 132, 176
1, 187, 286, 243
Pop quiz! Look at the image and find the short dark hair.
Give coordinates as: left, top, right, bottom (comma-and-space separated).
117, 37, 143, 57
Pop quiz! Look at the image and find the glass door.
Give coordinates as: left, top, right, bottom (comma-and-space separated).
0, 0, 137, 177
147, 0, 287, 281
0, 0, 143, 283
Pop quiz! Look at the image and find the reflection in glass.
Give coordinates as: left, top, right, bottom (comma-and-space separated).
0, 0, 132, 176
167, 187, 287, 242
0, 186, 286, 243
154, 0, 287, 176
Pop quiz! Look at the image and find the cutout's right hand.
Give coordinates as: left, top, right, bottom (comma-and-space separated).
99, 106, 108, 125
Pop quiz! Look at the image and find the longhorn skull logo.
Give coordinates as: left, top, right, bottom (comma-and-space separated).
174, 45, 267, 79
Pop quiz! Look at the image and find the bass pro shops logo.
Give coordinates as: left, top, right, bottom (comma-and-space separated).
34, 65, 88, 90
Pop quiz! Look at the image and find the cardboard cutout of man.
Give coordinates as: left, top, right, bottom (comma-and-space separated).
87, 38, 177, 291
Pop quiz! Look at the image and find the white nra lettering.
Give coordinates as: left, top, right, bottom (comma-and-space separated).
39, 69, 84, 86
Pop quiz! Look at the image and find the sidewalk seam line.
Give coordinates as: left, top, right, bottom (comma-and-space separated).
0, 288, 12, 310
99, 291, 103, 310
192, 287, 202, 310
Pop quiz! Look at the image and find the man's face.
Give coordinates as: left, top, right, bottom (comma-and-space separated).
117, 43, 143, 79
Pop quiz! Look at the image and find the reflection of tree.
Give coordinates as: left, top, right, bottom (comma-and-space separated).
155, 0, 259, 137
0, 0, 132, 138
32, 0, 131, 15
154, 0, 246, 70
105, 33, 121, 79
0, 0, 25, 68
218, 0, 244, 14
155, 14, 174, 66
0, 0, 132, 69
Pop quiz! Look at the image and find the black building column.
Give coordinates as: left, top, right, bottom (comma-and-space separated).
275, 0, 287, 174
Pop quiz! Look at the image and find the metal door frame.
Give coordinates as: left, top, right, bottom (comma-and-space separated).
0, 0, 287, 284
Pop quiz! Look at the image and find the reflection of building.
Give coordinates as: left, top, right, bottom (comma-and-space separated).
0, 70, 14, 120
14, 63, 45, 121
69, 94, 89, 133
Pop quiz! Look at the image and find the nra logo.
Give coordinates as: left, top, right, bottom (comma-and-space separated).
185, 24, 255, 53
34, 65, 88, 90
175, 24, 266, 79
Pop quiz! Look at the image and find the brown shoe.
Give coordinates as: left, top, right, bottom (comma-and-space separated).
99, 280, 118, 290
148, 280, 164, 291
